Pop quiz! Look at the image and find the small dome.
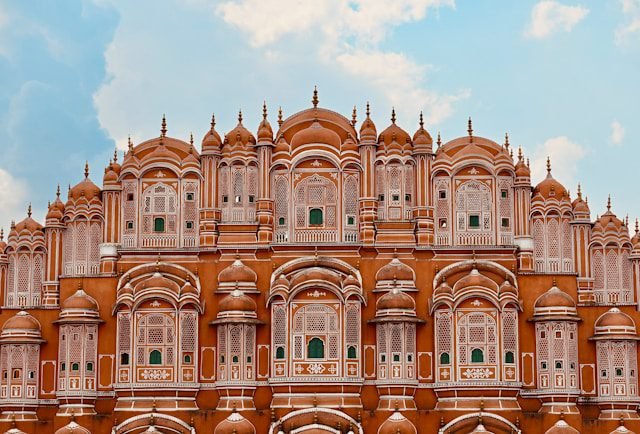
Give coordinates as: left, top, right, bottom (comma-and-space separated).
13, 206, 43, 234
377, 287, 415, 312
544, 419, 580, 434
54, 421, 91, 434
594, 307, 638, 339
218, 258, 257, 285
257, 105, 274, 142
412, 114, 433, 147
534, 285, 576, 309
61, 289, 99, 311
376, 257, 415, 282
359, 106, 377, 144
378, 110, 411, 149
225, 112, 256, 147
46, 190, 65, 220
499, 279, 517, 296
144, 271, 180, 293
103, 166, 118, 183
455, 268, 498, 292
611, 423, 635, 434
219, 289, 257, 313
202, 114, 222, 152
214, 411, 256, 434
433, 279, 453, 297
377, 411, 417, 434
2, 311, 41, 332
572, 185, 590, 216
533, 161, 569, 201
515, 154, 530, 178
69, 165, 102, 202
593, 199, 627, 236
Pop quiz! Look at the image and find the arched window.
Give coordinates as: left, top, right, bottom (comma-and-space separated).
307, 338, 325, 359
505, 351, 514, 364
471, 348, 484, 363
454, 180, 493, 245
347, 345, 357, 359
275, 346, 285, 359
149, 350, 162, 365
309, 208, 323, 226
120, 353, 129, 365
154, 217, 165, 232
440, 352, 450, 365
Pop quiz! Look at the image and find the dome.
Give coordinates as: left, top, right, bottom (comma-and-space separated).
103, 167, 118, 183
272, 273, 290, 291
515, 150, 530, 178
378, 109, 411, 148
218, 289, 257, 313
376, 256, 415, 282
377, 287, 415, 312
377, 411, 417, 434
359, 104, 377, 144
202, 113, 222, 152
593, 307, 638, 340
592, 198, 627, 238
143, 271, 181, 293
499, 279, 517, 296
214, 411, 256, 434
290, 119, 342, 149
572, 185, 590, 216
433, 279, 453, 297
13, 205, 43, 234
257, 104, 274, 142
224, 111, 256, 147
544, 419, 580, 434
218, 257, 258, 288
455, 268, 498, 292
46, 188, 65, 220
61, 289, 99, 311
54, 421, 90, 434
533, 159, 569, 201
412, 113, 433, 147
2, 311, 41, 332
533, 284, 578, 321
69, 163, 101, 202
611, 423, 635, 434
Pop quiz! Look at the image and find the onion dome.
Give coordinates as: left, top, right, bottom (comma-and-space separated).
219, 289, 257, 314
455, 267, 497, 292
592, 197, 629, 243
412, 112, 433, 149
224, 110, 256, 148
533, 158, 569, 200
343, 274, 360, 290
214, 411, 256, 434
144, 271, 181, 293
46, 186, 65, 221
571, 184, 590, 218
103, 166, 118, 183
54, 421, 91, 434
592, 307, 639, 340
514, 147, 530, 178
57, 289, 102, 324
376, 255, 415, 282
377, 411, 417, 434
378, 109, 411, 148
272, 273, 290, 292
433, 279, 453, 297
257, 102, 274, 143
359, 103, 377, 145
0, 311, 44, 344
202, 113, 222, 152
68, 162, 102, 202
499, 279, 517, 296
532, 282, 579, 321
13, 204, 43, 234
377, 287, 415, 311
218, 256, 258, 292
544, 418, 579, 434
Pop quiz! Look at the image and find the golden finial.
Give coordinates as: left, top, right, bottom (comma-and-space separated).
546, 156, 551, 174
278, 106, 283, 127
312, 85, 319, 108
504, 132, 509, 149
238, 109, 243, 124
391, 107, 396, 123
210, 113, 216, 131
607, 195, 612, 211
467, 117, 473, 137
366, 101, 370, 117
161, 114, 167, 137
437, 131, 441, 147
84, 161, 89, 178
262, 101, 268, 120
27, 203, 32, 218
128, 135, 133, 152
351, 105, 357, 127
419, 111, 424, 128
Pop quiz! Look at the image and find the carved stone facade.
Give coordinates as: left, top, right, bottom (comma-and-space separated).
0, 98, 638, 433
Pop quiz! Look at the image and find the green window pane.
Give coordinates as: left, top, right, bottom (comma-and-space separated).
469, 215, 480, 228
275, 347, 285, 359
440, 352, 450, 365
505, 351, 514, 364
309, 208, 323, 225
471, 348, 484, 363
86, 362, 93, 372
307, 338, 325, 359
149, 350, 162, 365
154, 217, 165, 232
347, 346, 357, 359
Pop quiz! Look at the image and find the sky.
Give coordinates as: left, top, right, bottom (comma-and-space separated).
0, 0, 639, 229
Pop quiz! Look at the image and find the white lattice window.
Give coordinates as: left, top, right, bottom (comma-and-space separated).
375, 164, 386, 220
536, 322, 578, 390
498, 177, 513, 244
293, 174, 338, 243
0, 344, 39, 401
217, 323, 255, 382
135, 312, 175, 370
57, 324, 98, 393
532, 214, 574, 273
63, 219, 102, 276
376, 322, 416, 380
435, 309, 453, 371
291, 304, 340, 362
501, 309, 518, 380
220, 164, 257, 223
343, 174, 359, 242
181, 181, 199, 247
4, 251, 44, 307
454, 180, 493, 246
273, 174, 290, 242
345, 302, 361, 372
597, 340, 638, 398
456, 310, 498, 377
377, 162, 413, 221
592, 246, 633, 305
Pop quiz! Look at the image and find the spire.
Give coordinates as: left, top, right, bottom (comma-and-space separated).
278, 106, 283, 127
84, 161, 89, 179
0, 227, 4, 241
635, 218, 638, 234
161, 114, 167, 137
27, 203, 32, 218
128, 135, 133, 152
189, 132, 194, 147
419, 111, 424, 128
366, 101, 370, 118
391, 107, 396, 124
577, 183, 582, 198
262, 101, 268, 120
237, 109, 243, 124
504, 132, 509, 149
312, 85, 319, 108
437, 131, 441, 147
546, 156, 551, 175
607, 194, 612, 212
210, 113, 216, 131
56, 184, 61, 198
351, 105, 357, 127
113, 147, 118, 163
467, 116, 473, 139
518, 146, 523, 161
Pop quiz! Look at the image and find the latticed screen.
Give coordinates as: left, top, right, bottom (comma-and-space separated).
291, 304, 340, 362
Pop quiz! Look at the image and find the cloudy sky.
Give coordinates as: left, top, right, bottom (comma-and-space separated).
0, 0, 638, 229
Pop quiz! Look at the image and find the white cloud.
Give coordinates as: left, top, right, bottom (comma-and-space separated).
611, 120, 625, 144
0, 168, 29, 228
525, 1, 589, 39
615, 0, 640, 45
529, 136, 586, 187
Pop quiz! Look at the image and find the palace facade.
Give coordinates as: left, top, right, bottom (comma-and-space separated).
0, 93, 638, 433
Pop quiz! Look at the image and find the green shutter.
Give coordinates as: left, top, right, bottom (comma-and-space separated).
471, 348, 484, 363
154, 217, 165, 232
469, 215, 480, 228
309, 208, 323, 225
505, 351, 514, 364
347, 346, 357, 359
149, 350, 162, 365
275, 347, 285, 359
440, 352, 450, 365
307, 338, 325, 359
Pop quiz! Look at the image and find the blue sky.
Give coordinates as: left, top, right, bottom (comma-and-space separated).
0, 0, 638, 229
